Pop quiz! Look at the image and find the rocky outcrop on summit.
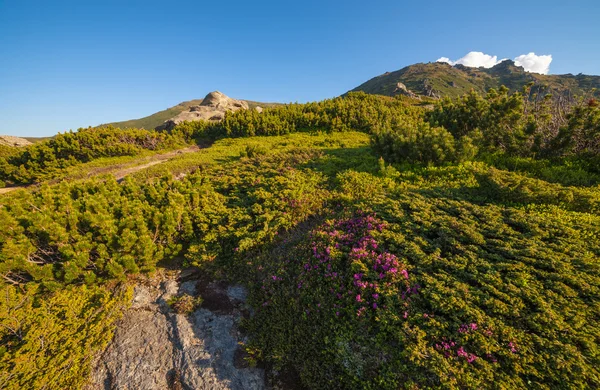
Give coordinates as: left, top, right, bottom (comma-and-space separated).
0, 135, 32, 147
156, 91, 249, 130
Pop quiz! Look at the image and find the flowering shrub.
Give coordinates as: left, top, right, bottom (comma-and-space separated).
246, 158, 600, 389
248, 212, 418, 387
298, 213, 410, 320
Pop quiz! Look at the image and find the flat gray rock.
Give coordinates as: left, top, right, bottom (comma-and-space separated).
87, 272, 264, 390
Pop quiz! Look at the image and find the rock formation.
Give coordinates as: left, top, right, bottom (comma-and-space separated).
0, 135, 32, 147
423, 80, 442, 99
156, 91, 249, 130
392, 82, 419, 99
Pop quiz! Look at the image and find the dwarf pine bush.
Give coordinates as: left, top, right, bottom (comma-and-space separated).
1, 85, 600, 388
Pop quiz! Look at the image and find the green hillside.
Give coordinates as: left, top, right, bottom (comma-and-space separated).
102, 99, 280, 130
351, 60, 600, 99
2, 90, 600, 388
100, 99, 205, 130
23, 136, 53, 143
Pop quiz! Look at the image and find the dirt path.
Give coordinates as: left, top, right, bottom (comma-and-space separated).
85, 145, 200, 181
0, 186, 28, 195
0, 146, 200, 195
86, 270, 265, 390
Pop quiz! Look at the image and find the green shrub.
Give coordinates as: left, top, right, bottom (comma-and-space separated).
241, 144, 268, 158
0, 284, 131, 389
371, 122, 477, 165
551, 101, 600, 155
0, 126, 188, 185
427, 86, 600, 159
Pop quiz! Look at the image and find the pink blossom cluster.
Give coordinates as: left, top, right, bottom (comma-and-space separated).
435, 340, 478, 363
301, 213, 410, 318
458, 323, 478, 333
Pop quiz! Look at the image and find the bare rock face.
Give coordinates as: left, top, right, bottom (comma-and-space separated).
156, 91, 249, 130
392, 82, 419, 99
0, 135, 32, 147
200, 91, 248, 111
87, 271, 264, 390
423, 80, 442, 99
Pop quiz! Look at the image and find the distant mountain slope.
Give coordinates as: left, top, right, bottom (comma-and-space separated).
350, 60, 600, 99
23, 136, 53, 143
102, 97, 280, 130
101, 99, 204, 130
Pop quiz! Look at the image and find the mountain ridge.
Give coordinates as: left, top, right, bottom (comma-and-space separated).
350, 60, 600, 99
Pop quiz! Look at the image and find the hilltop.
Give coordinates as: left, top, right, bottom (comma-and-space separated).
156, 91, 253, 131
102, 94, 279, 130
350, 60, 600, 99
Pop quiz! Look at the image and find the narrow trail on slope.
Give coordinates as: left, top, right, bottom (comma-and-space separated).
86, 145, 200, 181
0, 145, 200, 195
0, 186, 31, 195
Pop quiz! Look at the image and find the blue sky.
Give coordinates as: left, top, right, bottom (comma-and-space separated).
1, 0, 599, 137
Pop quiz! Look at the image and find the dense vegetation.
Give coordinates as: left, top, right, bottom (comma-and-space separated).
0, 93, 420, 187
1, 89, 599, 389
0, 126, 186, 185
247, 163, 600, 388
372, 86, 600, 167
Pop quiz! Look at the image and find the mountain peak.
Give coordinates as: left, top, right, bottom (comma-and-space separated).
350, 62, 600, 100
199, 91, 248, 110
490, 59, 524, 73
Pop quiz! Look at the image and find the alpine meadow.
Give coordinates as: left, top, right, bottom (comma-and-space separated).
1, 85, 599, 388
1, 1, 600, 389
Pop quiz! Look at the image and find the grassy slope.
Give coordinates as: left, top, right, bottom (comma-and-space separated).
100, 99, 205, 130
23, 136, 54, 143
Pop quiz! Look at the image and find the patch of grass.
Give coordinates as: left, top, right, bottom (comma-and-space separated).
168, 294, 203, 315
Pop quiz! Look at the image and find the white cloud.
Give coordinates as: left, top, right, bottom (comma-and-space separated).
437, 51, 553, 74
436, 51, 504, 68
514, 53, 552, 75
